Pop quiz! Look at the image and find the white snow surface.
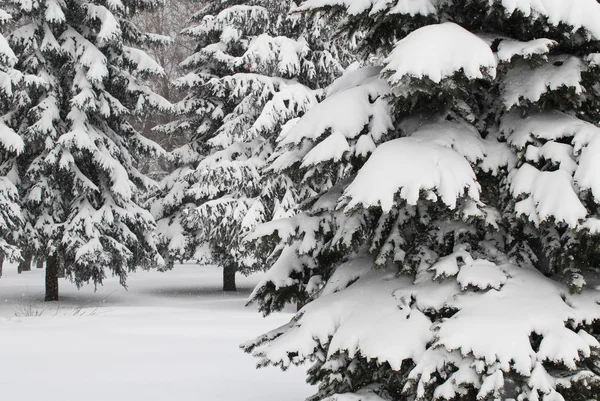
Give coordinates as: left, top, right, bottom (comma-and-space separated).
343, 137, 480, 211
409, 121, 516, 173
502, 56, 584, 108
510, 164, 587, 227
493, 0, 600, 40
384, 22, 497, 85
501, 111, 600, 150
297, 0, 600, 38
280, 69, 391, 146
250, 254, 600, 399
0, 264, 312, 401
496, 38, 556, 62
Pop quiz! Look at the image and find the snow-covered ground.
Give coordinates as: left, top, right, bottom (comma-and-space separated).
0, 264, 312, 401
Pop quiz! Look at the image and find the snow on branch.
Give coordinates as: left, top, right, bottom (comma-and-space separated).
383, 22, 497, 85
342, 137, 480, 211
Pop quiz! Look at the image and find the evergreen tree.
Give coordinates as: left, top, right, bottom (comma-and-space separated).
0, 7, 25, 277
244, 1, 600, 400
5, 0, 171, 300
151, 0, 345, 291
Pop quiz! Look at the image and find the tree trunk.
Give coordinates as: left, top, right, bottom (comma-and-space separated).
45, 255, 59, 302
223, 264, 237, 292
36, 257, 44, 269
0, 254, 4, 279
18, 251, 32, 273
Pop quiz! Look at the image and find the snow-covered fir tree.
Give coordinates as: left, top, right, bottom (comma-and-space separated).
0, 7, 25, 278
151, 0, 345, 290
5, 0, 171, 300
244, 1, 600, 400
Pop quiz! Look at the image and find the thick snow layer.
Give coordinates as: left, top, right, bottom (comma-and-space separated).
0, 122, 24, 154
123, 46, 164, 75
441, 263, 600, 375
409, 121, 516, 173
268, 67, 392, 173
496, 38, 556, 62
502, 56, 584, 108
0, 9, 10, 23
343, 137, 480, 211
0, 33, 17, 66
249, 253, 600, 399
280, 69, 391, 146
254, 266, 435, 370
86, 4, 120, 42
500, 111, 600, 150
493, 0, 600, 40
301, 131, 350, 167
0, 264, 312, 401
297, 0, 438, 16
326, 66, 382, 97
456, 259, 507, 290
247, 214, 325, 300
510, 164, 587, 227
384, 23, 497, 85
44, 0, 65, 24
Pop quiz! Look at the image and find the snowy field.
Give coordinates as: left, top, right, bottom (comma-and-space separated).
0, 264, 312, 401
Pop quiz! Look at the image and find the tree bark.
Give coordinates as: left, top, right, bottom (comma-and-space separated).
0, 254, 4, 279
45, 255, 59, 302
223, 264, 237, 292
36, 257, 44, 269
18, 251, 32, 273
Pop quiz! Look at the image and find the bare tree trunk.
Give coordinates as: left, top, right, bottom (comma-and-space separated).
0, 254, 4, 279
45, 255, 59, 302
18, 251, 32, 273
36, 257, 44, 269
223, 264, 237, 292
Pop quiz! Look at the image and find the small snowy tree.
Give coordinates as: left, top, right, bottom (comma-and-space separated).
0, 7, 24, 277
151, 0, 345, 291
244, 1, 600, 400
6, 0, 171, 300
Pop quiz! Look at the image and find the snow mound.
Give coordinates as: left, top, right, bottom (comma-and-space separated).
502, 56, 584, 108
510, 164, 587, 227
0, 122, 24, 154
247, 254, 600, 400
342, 137, 480, 211
326, 66, 382, 96
280, 70, 391, 146
493, 0, 600, 40
496, 38, 556, 62
409, 120, 516, 174
440, 263, 600, 376
384, 22, 496, 85
501, 111, 600, 150
253, 266, 435, 370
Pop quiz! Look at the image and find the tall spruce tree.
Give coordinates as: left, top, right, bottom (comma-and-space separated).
0, 7, 25, 278
244, 1, 600, 400
5, 0, 171, 300
151, 0, 345, 291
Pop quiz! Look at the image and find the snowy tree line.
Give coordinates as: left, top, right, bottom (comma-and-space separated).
2, 0, 600, 400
